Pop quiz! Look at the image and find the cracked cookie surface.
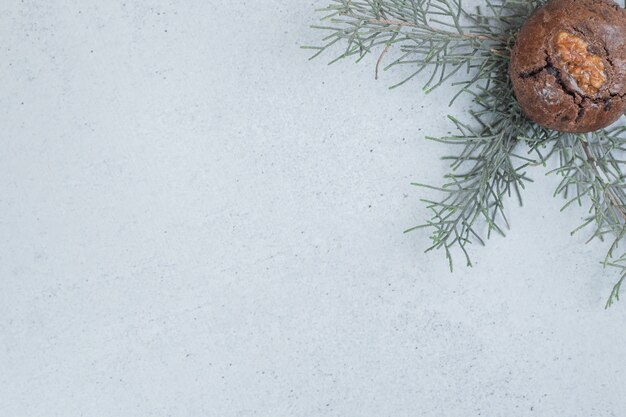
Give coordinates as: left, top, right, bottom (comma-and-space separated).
509, 0, 626, 133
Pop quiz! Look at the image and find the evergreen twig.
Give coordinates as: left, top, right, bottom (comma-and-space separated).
305, 0, 626, 306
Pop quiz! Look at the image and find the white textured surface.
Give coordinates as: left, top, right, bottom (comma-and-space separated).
2, 1, 626, 416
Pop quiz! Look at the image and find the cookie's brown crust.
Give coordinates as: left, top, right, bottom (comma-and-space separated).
509, 0, 626, 133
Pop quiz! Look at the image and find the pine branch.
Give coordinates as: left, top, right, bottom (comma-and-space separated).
303, 0, 527, 91
550, 128, 626, 307
306, 0, 626, 306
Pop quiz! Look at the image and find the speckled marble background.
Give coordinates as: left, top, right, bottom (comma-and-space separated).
2, 1, 626, 416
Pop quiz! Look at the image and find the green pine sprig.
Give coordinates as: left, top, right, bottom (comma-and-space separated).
550, 129, 626, 307
305, 0, 626, 307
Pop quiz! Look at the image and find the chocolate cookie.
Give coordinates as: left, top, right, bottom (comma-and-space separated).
509, 0, 626, 133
